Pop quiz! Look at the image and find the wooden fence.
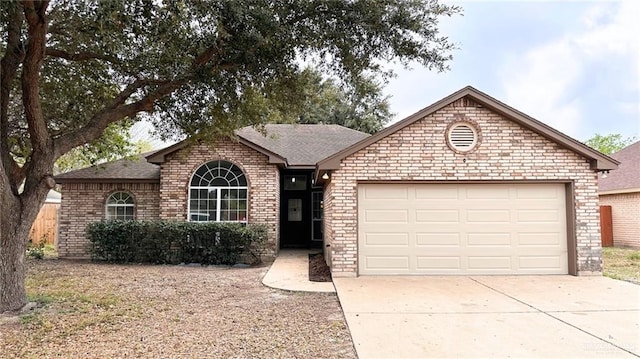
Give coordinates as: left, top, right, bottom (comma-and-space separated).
29, 202, 60, 245
600, 205, 613, 247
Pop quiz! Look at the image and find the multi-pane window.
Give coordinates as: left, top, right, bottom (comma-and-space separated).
105, 192, 135, 220
189, 160, 248, 222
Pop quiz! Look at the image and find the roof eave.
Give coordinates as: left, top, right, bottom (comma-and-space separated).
317, 86, 620, 172
236, 137, 288, 165
317, 88, 469, 171
146, 140, 187, 164
146, 136, 288, 166
469, 93, 620, 171
56, 178, 160, 184
599, 187, 640, 195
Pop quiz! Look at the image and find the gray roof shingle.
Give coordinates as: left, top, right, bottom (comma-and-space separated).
236, 124, 370, 166
55, 153, 160, 183
599, 141, 640, 193
55, 125, 369, 181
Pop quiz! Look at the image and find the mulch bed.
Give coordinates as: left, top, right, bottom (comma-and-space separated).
309, 253, 332, 282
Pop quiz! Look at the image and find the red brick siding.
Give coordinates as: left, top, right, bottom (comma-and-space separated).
158, 139, 280, 258
57, 182, 160, 258
325, 99, 602, 277
599, 192, 640, 248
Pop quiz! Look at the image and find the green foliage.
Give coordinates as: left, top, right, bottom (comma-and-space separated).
2, 0, 461, 151
53, 121, 139, 174
26, 240, 45, 260
292, 68, 392, 134
86, 220, 268, 265
584, 134, 637, 155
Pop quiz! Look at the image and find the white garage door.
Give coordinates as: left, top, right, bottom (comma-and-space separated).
358, 183, 568, 275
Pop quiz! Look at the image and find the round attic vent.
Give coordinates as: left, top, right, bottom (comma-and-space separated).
446, 122, 480, 153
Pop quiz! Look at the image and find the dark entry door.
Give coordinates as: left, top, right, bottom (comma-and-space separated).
280, 171, 312, 247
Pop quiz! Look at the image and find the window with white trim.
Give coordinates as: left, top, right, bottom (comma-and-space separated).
189, 160, 248, 222
106, 192, 135, 220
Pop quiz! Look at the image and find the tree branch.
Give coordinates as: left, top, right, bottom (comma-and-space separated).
51, 36, 231, 160
21, 0, 51, 155
108, 78, 169, 109
19, 0, 53, 199
0, 1, 26, 191
45, 48, 121, 64
54, 78, 187, 157
194, 47, 219, 67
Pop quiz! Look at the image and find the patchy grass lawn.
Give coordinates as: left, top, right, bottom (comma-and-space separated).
602, 247, 640, 284
1, 259, 356, 359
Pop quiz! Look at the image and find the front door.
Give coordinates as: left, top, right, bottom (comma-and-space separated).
280, 170, 312, 247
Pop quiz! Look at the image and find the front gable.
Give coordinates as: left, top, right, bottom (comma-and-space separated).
157, 138, 281, 255
147, 136, 287, 166
317, 86, 617, 177
336, 96, 593, 181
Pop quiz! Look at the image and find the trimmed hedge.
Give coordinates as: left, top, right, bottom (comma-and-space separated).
86, 220, 267, 265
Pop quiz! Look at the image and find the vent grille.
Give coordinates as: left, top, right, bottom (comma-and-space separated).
449, 125, 475, 149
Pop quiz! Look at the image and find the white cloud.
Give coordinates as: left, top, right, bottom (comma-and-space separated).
578, 1, 639, 58
499, 0, 639, 138
501, 41, 583, 135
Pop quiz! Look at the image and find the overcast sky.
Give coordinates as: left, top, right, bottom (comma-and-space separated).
136, 0, 639, 148
383, 0, 639, 142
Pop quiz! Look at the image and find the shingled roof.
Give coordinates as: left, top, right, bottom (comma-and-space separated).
55, 153, 160, 183
599, 141, 640, 194
236, 124, 370, 167
56, 125, 369, 181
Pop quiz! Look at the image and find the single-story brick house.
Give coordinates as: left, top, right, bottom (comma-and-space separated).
56, 86, 618, 277
598, 141, 640, 248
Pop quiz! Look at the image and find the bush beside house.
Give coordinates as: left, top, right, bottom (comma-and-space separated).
87, 221, 267, 265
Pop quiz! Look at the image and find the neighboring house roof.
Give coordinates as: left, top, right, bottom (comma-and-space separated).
55, 153, 160, 183
317, 86, 619, 174
146, 124, 370, 168
599, 141, 640, 194
236, 124, 370, 167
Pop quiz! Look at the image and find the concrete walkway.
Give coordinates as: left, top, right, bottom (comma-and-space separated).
262, 250, 335, 293
334, 275, 640, 358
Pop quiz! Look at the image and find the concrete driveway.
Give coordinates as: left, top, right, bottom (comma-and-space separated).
333, 276, 640, 358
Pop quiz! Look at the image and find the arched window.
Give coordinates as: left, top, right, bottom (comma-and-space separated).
189, 160, 248, 222
106, 192, 135, 220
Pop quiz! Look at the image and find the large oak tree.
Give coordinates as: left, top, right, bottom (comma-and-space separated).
0, 0, 460, 312
293, 68, 392, 134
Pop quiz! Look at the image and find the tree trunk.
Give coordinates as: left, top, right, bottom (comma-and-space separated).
0, 195, 29, 313
0, 170, 50, 313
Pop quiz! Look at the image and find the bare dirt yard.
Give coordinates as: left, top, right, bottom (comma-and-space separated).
1, 259, 356, 359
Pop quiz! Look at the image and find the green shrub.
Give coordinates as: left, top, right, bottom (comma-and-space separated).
26, 240, 46, 259
86, 220, 267, 265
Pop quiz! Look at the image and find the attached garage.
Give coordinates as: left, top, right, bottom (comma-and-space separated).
358, 183, 569, 275
317, 87, 619, 277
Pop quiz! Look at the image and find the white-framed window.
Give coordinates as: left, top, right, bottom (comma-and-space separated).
106, 192, 135, 220
188, 160, 248, 222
